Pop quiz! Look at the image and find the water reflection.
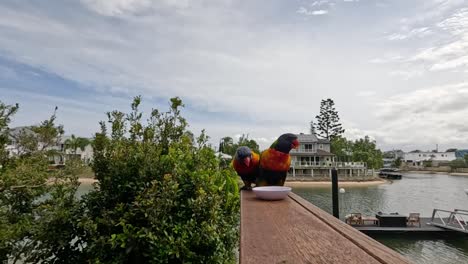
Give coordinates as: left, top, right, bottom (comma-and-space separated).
76, 181, 95, 198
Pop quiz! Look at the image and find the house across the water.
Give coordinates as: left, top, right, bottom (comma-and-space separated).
6, 127, 93, 165
402, 151, 456, 168
288, 133, 371, 181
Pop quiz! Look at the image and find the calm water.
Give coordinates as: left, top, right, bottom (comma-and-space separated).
293, 173, 468, 264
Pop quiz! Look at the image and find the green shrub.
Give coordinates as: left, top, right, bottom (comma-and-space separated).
0, 97, 240, 263
0, 107, 84, 263
449, 158, 467, 170
82, 96, 239, 263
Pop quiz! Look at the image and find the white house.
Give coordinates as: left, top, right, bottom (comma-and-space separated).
403, 151, 456, 167
288, 133, 367, 179
290, 133, 335, 168
6, 127, 93, 165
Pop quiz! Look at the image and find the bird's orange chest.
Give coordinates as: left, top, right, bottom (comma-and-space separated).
233, 153, 260, 175
260, 148, 291, 172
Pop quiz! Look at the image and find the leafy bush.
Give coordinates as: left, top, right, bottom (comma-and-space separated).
449, 158, 467, 170
0, 97, 240, 263
82, 96, 239, 263
0, 107, 84, 263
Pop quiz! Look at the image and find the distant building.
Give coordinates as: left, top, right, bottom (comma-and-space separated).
6, 127, 93, 165
382, 158, 394, 168
290, 133, 335, 167
288, 133, 368, 180
382, 150, 405, 168
403, 151, 456, 167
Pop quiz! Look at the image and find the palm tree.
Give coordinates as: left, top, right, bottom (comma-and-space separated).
64, 134, 90, 155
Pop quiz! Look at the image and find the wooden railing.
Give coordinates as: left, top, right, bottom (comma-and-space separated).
240, 191, 411, 263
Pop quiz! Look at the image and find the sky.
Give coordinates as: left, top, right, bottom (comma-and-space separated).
1, 0, 468, 152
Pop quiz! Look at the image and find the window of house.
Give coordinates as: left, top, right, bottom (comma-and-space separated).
319, 144, 323, 149
305, 144, 313, 151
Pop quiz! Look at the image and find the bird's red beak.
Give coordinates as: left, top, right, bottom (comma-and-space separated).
291, 139, 299, 149
243, 157, 251, 167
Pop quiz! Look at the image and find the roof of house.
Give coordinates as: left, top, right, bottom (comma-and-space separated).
215, 152, 232, 159
296, 133, 318, 143
317, 138, 330, 144
8, 126, 34, 141
317, 149, 335, 156
295, 133, 331, 144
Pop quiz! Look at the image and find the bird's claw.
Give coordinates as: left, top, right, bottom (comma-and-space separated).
240, 185, 253, 191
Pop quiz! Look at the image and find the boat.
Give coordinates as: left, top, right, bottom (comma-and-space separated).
378, 168, 402, 180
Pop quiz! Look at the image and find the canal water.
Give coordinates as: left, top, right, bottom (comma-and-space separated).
292, 173, 468, 264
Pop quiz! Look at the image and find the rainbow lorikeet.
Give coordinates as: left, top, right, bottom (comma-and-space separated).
232, 146, 260, 191
256, 133, 299, 187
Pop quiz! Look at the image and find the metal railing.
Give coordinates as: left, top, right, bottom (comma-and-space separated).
429, 209, 468, 233
291, 149, 317, 153
291, 161, 367, 168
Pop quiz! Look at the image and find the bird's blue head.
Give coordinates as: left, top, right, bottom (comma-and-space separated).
235, 146, 253, 166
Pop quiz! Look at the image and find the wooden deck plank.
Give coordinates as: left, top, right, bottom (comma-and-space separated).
241, 191, 411, 264
288, 193, 411, 264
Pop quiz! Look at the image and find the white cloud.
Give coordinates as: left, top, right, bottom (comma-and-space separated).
81, 0, 153, 16
385, 27, 433, 41
312, 10, 328, 15
373, 82, 468, 149
2, 0, 468, 152
388, 69, 424, 79
430, 55, 468, 71
437, 8, 468, 35
80, 0, 192, 16
377, 4, 468, 80
297, 7, 328, 16
310, 1, 330, 7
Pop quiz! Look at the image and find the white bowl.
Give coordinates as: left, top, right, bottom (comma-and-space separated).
252, 186, 292, 200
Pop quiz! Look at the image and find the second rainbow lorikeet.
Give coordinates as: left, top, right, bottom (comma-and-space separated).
232, 146, 260, 190
256, 133, 299, 187
233, 146, 260, 191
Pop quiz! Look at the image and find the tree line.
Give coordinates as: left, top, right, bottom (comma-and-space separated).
218, 99, 384, 169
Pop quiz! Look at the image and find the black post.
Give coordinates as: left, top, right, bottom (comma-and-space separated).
331, 168, 339, 219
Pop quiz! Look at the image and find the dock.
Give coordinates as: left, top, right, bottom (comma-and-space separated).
353, 218, 455, 235
378, 169, 402, 180
240, 191, 411, 264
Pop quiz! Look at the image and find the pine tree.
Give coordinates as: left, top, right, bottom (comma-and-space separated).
314, 98, 344, 140
309, 121, 316, 135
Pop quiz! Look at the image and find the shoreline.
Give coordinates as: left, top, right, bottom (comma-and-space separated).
403, 170, 468, 176
79, 178, 98, 184
78, 178, 389, 186
285, 179, 387, 187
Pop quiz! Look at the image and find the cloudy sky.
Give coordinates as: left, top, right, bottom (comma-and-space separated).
1, 0, 468, 151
